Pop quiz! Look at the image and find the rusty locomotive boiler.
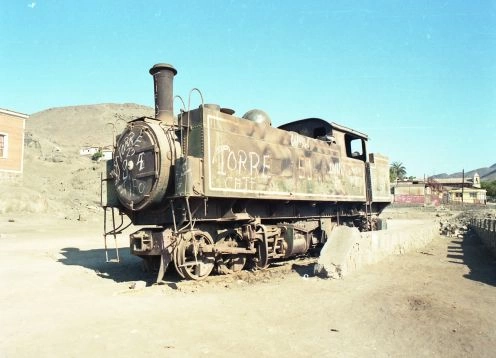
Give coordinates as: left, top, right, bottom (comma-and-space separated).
102, 63, 391, 281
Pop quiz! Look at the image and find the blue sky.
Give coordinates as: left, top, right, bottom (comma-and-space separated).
1, 1, 495, 177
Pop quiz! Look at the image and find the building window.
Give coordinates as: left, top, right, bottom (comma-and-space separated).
455, 192, 462, 198
0, 133, 8, 158
470, 192, 477, 198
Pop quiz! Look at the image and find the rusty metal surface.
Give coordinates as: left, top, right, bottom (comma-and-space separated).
368, 153, 391, 202
149, 63, 177, 124
201, 107, 368, 201
111, 119, 180, 210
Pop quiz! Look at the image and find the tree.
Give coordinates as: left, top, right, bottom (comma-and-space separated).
481, 180, 496, 198
390, 161, 407, 182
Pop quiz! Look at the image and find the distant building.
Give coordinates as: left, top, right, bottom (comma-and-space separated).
448, 188, 486, 205
0, 108, 28, 179
391, 179, 442, 206
101, 147, 113, 161
391, 173, 487, 206
79, 146, 100, 156
431, 173, 486, 205
431, 172, 481, 189
79, 145, 113, 161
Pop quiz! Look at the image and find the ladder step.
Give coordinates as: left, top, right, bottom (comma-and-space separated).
103, 206, 121, 263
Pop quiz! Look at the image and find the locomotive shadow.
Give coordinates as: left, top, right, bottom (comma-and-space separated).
270, 256, 319, 278
290, 262, 317, 277
446, 230, 496, 287
57, 247, 320, 286
57, 247, 181, 286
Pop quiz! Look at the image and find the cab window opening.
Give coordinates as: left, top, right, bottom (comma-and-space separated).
345, 134, 366, 161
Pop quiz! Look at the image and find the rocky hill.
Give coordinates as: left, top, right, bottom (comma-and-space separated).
0, 103, 153, 217
432, 163, 496, 182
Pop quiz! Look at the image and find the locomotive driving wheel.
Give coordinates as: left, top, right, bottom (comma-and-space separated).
174, 230, 215, 280
216, 230, 247, 275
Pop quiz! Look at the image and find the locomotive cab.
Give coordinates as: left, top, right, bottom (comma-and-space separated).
279, 118, 369, 162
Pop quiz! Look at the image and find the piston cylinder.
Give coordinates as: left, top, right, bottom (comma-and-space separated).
282, 225, 310, 258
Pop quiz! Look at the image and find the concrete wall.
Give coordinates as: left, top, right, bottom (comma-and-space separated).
315, 219, 439, 278
471, 218, 496, 257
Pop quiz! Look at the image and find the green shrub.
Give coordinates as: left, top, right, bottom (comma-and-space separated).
91, 150, 103, 161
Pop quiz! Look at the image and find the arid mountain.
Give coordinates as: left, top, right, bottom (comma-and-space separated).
27, 103, 154, 150
432, 163, 496, 182
0, 103, 153, 216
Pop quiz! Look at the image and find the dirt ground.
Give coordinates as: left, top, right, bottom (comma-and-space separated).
1, 208, 495, 357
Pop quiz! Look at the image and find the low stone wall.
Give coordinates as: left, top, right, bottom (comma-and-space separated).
315, 219, 439, 279
471, 218, 496, 257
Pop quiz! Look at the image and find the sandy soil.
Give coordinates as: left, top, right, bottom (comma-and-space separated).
1, 209, 495, 357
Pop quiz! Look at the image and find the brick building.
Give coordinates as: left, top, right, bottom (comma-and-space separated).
0, 108, 28, 178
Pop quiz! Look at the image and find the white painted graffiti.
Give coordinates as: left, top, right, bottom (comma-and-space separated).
213, 145, 271, 177
211, 145, 271, 190
114, 129, 146, 196
290, 132, 311, 150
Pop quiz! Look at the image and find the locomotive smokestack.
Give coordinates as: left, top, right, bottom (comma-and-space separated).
149, 63, 177, 124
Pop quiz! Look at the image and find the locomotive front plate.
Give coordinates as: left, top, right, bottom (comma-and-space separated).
112, 119, 177, 210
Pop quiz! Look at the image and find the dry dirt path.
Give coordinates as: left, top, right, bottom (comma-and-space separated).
0, 214, 495, 357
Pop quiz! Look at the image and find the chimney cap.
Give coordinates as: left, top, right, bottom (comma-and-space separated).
149, 63, 177, 76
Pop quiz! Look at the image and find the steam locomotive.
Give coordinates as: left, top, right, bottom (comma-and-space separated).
103, 63, 391, 281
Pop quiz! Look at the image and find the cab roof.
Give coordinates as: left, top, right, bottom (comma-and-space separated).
278, 117, 368, 140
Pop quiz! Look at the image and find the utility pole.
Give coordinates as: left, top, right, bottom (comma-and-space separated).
462, 169, 464, 206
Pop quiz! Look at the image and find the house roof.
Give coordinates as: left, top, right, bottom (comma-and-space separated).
0, 108, 29, 119
431, 178, 472, 185
394, 182, 425, 188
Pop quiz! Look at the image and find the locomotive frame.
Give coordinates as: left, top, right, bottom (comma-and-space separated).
102, 63, 391, 281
